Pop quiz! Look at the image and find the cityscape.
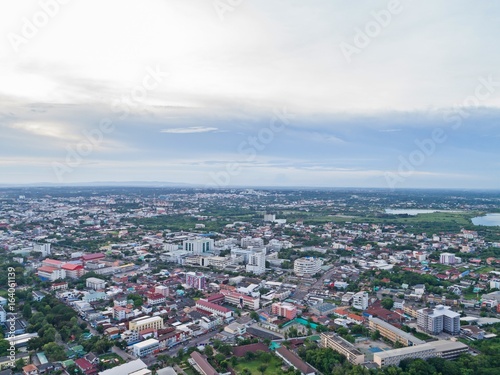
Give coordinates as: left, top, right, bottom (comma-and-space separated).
2, 1, 500, 375
0, 187, 499, 375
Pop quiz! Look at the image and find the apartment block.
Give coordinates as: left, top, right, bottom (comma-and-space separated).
417, 305, 460, 335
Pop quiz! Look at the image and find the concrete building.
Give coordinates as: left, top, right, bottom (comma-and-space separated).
0, 306, 5, 323
196, 300, 233, 319
320, 333, 365, 365
61, 263, 85, 279
310, 303, 336, 316
221, 290, 260, 310
133, 339, 159, 357
246, 248, 266, 275
189, 352, 218, 375
155, 285, 170, 297
368, 317, 425, 346
129, 316, 163, 332
373, 340, 468, 367
37, 266, 65, 281
275, 347, 316, 375
352, 291, 369, 310
185, 272, 206, 290
440, 253, 456, 265
86, 277, 106, 290
183, 238, 214, 255
271, 302, 297, 320
98, 359, 150, 375
33, 243, 51, 257
294, 257, 322, 277
417, 305, 460, 335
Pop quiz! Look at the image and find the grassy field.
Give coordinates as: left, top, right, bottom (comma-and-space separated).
233, 356, 284, 375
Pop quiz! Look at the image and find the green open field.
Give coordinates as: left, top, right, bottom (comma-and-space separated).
233, 356, 284, 375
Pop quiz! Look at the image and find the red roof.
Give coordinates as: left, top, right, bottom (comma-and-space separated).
82, 253, 105, 261
38, 266, 58, 273
196, 299, 231, 313
62, 263, 83, 270
75, 358, 94, 371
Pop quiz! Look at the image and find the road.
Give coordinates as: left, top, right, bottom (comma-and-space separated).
141, 330, 220, 366
112, 346, 137, 361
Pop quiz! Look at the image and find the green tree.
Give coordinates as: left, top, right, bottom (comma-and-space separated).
381, 298, 394, 310
204, 345, 214, 357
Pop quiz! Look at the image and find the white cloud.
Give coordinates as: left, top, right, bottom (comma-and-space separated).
160, 127, 218, 134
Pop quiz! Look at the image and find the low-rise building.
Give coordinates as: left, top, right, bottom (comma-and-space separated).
373, 340, 468, 367
133, 339, 159, 357
368, 317, 425, 346
320, 333, 365, 365
86, 277, 106, 290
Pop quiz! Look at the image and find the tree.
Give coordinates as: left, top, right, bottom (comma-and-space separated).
371, 330, 381, 341
0, 340, 10, 356
23, 303, 32, 319
204, 345, 214, 357
14, 358, 26, 371
250, 311, 260, 321
381, 298, 394, 310
43, 342, 66, 361
258, 364, 268, 374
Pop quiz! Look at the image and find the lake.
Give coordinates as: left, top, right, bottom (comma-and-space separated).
385, 209, 454, 216
471, 213, 500, 227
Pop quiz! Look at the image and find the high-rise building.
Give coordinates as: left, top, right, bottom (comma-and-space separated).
417, 305, 460, 335
440, 253, 456, 265
293, 257, 322, 277
271, 302, 297, 320
183, 238, 214, 255
352, 291, 369, 310
185, 272, 206, 290
246, 248, 266, 275
34, 243, 51, 257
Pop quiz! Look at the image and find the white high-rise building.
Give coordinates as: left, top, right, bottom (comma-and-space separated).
440, 253, 456, 265
293, 257, 322, 277
34, 243, 51, 257
352, 291, 369, 310
264, 213, 276, 222
417, 305, 460, 335
183, 238, 214, 255
246, 248, 266, 275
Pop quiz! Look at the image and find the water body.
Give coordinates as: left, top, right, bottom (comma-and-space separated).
472, 213, 500, 226
385, 209, 453, 215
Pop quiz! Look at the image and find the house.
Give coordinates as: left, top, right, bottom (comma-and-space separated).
75, 358, 98, 375
276, 347, 316, 375
22, 365, 38, 375
32, 291, 46, 302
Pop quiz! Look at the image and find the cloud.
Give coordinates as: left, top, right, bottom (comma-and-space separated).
160, 127, 218, 134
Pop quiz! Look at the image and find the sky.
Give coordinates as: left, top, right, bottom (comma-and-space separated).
1, 0, 500, 189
